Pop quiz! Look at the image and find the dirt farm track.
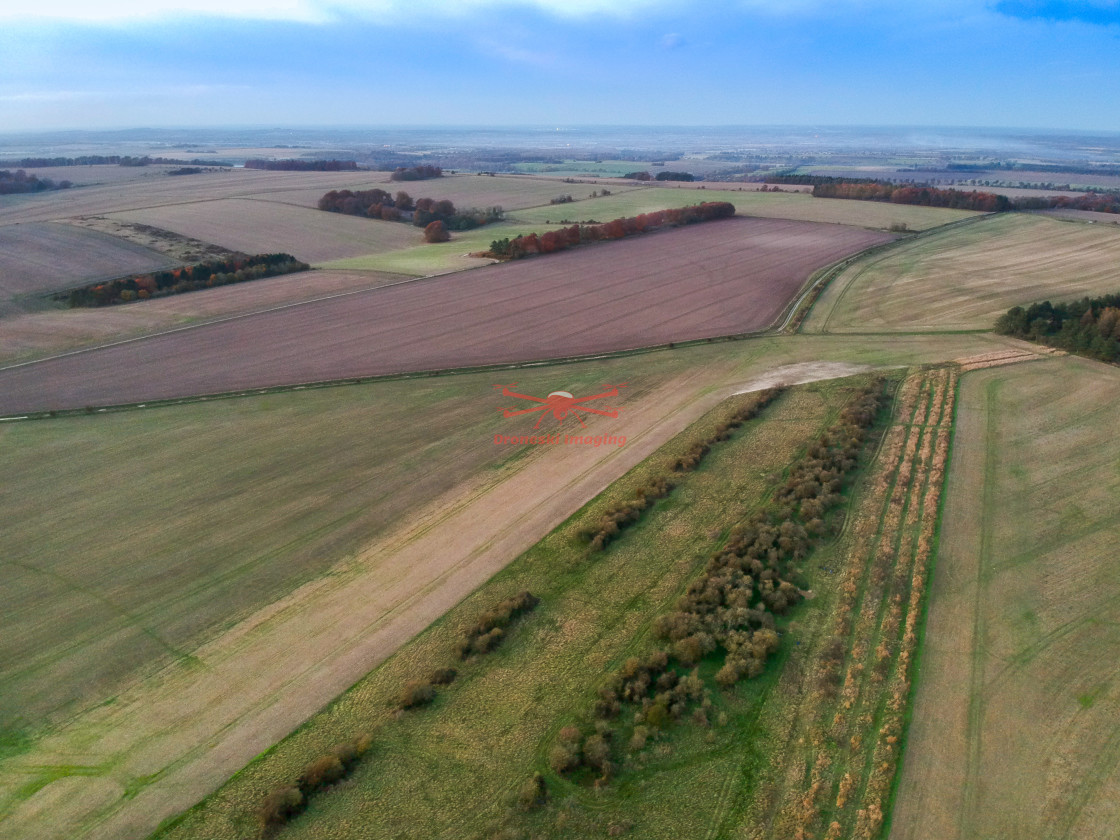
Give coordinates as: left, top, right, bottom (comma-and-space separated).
0, 218, 889, 414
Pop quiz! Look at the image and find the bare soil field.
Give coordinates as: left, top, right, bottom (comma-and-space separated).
805, 213, 1120, 333
891, 355, 1120, 840
7, 164, 204, 187
0, 269, 411, 365
0, 222, 176, 312
107, 198, 418, 263
0, 218, 891, 414
0, 170, 419, 226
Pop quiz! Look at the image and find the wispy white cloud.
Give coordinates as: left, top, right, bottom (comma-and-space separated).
0, 0, 673, 23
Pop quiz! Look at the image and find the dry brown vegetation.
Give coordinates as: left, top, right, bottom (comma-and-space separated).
736, 367, 956, 839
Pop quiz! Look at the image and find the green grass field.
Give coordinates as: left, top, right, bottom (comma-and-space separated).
152, 378, 866, 840
890, 355, 1120, 840
804, 213, 1120, 334
317, 221, 568, 274
0, 364, 687, 735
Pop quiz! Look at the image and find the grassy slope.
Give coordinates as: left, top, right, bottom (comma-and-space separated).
152, 378, 863, 840
890, 355, 1120, 840
804, 213, 1120, 334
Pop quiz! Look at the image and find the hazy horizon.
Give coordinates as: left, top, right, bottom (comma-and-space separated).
2, 1, 1118, 134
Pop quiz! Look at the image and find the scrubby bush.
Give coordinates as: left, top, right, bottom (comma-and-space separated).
429, 667, 457, 685
397, 679, 436, 709
457, 591, 540, 659
257, 785, 303, 835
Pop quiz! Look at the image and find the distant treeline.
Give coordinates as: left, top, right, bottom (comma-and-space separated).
60, 253, 309, 307
2, 155, 233, 168
764, 174, 1120, 215
390, 165, 443, 181
318, 187, 504, 231
623, 170, 695, 182
488, 201, 735, 260
995, 294, 1120, 363
0, 169, 72, 194
244, 159, 358, 171
947, 161, 1120, 177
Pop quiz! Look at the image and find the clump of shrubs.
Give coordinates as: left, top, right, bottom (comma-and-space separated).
579, 476, 675, 551
671, 388, 784, 472
516, 772, 549, 810
257, 734, 373, 835
551, 378, 889, 784
397, 679, 437, 709
456, 591, 541, 659
429, 667, 458, 685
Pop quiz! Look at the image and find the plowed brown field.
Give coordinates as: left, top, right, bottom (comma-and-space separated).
0, 218, 890, 414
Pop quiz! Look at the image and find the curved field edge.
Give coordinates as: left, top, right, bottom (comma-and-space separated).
888, 355, 1120, 840
803, 213, 1120, 334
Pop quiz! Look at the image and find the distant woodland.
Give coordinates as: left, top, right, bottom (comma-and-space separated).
61, 253, 309, 307
244, 159, 358, 171
488, 201, 735, 259
318, 188, 504, 231
389, 165, 443, 181
995, 294, 1120, 363
0, 169, 72, 194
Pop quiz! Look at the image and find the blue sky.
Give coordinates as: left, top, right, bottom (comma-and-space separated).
0, 1, 1117, 131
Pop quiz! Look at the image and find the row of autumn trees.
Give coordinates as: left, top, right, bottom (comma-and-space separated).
61, 253, 309, 307
995, 293, 1120, 363
318, 187, 504, 231
488, 201, 736, 260
551, 380, 889, 784
0, 169, 72, 194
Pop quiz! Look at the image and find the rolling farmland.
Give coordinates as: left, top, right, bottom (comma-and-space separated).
108, 198, 419, 263
0, 217, 891, 414
3, 142, 1119, 840
0, 222, 176, 312
891, 355, 1120, 840
805, 213, 1120, 333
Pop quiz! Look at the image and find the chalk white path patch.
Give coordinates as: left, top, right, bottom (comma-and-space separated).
733, 361, 891, 394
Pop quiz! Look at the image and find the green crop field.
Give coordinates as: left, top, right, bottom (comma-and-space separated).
891, 355, 1120, 840
804, 213, 1120, 334
506, 187, 977, 231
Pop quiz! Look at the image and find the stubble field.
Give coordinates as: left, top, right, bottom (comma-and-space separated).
891, 355, 1120, 840
804, 213, 1120, 333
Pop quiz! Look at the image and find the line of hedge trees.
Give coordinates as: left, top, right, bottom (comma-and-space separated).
60, 253, 309, 307
318, 187, 504, 231
551, 379, 888, 785
0, 155, 233, 168
488, 201, 736, 260
244, 159, 358, 171
995, 293, 1120, 363
0, 169, 71, 194
762, 174, 1120, 216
